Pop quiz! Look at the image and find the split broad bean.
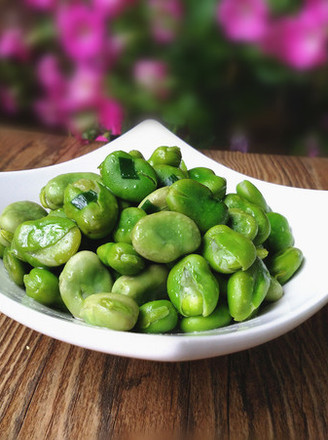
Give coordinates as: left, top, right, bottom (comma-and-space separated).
0, 146, 303, 334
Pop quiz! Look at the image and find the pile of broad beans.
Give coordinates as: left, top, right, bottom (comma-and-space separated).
0, 147, 304, 334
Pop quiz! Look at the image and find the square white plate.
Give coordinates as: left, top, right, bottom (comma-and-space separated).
0, 120, 328, 361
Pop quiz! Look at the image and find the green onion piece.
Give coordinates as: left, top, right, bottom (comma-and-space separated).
164, 174, 179, 186
140, 200, 159, 214
71, 190, 98, 210
119, 157, 140, 180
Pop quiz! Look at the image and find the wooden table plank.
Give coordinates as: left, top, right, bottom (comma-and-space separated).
1, 126, 328, 440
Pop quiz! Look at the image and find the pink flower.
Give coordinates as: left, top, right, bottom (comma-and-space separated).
64, 67, 104, 112
262, 6, 328, 69
149, 0, 183, 43
98, 98, 123, 135
37, 54, 66, 96
93, 0, 135, 18
24, 0, 56, 11
134, 59, 169, 98
0, 87, 18, 114
34, 97, 67, 127
217, 0, 269, 42
56, 4, 106, 63
0, 27, 29, 61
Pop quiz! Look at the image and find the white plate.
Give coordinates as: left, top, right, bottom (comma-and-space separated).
1, 120, 328, 361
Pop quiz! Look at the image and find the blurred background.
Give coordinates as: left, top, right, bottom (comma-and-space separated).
0, 0, 327, 156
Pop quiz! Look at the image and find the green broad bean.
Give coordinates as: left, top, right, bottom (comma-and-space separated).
180, 304, 232, 333
153, 164, 186, 187
167, 254, 219, 317
265, 276, 284, 302
97, 242, 145, 275
148, 146, 182, 167
131, 211, 201, 263
40, 172, 101, 210
224, 194, 271, 245
137, 300, 178, 333
99, 151, 157, 203
166, 179, 228, 233
267, 247, 303, 285
80, 293, 139, 331
64, 178, 118, 239
129, 150, 145, 159
188, 167, 227, 199
47, 208, 68, 218
138, 187, 170, 214
0, 201, 47, 247
24, 268, 64, 308
256, 246, 269, 260
11, 216, 81, 268
112, 264, 168, 305
227, 208, 258, 240
3, 247, 28, 286
113, 207, 146, 244
265, 212, 294, 253
227, 258, 271, 321
203, 224, 257, 274
236, 180, 270, 212
59, 250, 113, 318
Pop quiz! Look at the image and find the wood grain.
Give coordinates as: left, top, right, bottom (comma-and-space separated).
1, 126, 328, 440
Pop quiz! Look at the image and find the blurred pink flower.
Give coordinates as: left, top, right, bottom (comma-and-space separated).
37, 54, 65, 96
262, 6, 328, 69
56, 4, 106, 63
134, 59, 169, 98
34, 97, 66, 126
24, 0, 56, 11
0, 87, 18, 114
93, 0, 135, 18
149, 0, 183, 43
98, 98, 123, 135
0, 27, 29, 61
64, 67, 104, 112
217, 0, 269, 42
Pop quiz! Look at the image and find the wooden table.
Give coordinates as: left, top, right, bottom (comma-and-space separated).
1, 126, 328, 440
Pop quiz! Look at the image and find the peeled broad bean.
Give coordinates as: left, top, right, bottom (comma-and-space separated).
180, 304, 232, 333
64, 178, 118, 239
24, 268, 64, 308
0, 201, 47, 247
148, 146, 182, 167
40, 172, 101, 210
203, 224, 257, 274
224, 194, 271, 245
267, 247, 303, 285
188, 167, 227, 199
11, 217, 81, 268
265, 212, 294, 253
113, 207, 146, 244
227, 208, 258, 241
59, 250, 113, 318
153, 164, 186, 187
131, 211, 201, 263
236, 180, 270, 212
80, 293, 139, 331
136, 300, 178, 333
3, 247, 28, 286
265, 276, 284, 302
166, 179, 228, 233
227, 258, 271, 321
97, 242, 145, 275
167, 254, 219, 317
138, 187, 170, 214
112, 264, 168, 305
99, 151, 157, 202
